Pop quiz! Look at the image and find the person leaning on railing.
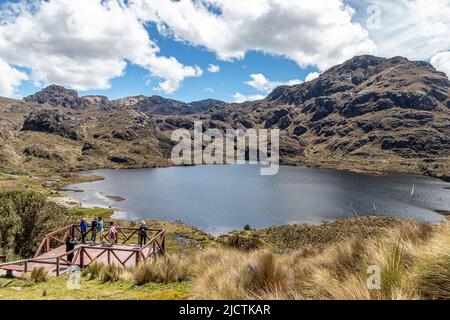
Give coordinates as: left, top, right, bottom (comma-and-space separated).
91, 217, 98, 244
98, 217, 104, 243
80, 218, 88, 244
107, 221, 118, 246
139, 221, 149, 247
66, 236, 78, 262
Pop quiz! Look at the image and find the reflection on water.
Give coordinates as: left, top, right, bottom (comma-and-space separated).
63, 165, 450, 234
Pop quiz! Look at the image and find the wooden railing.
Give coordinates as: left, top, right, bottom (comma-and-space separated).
1, 224, 166, 277
139, 229, 166, 261
34, 224, 164, 258
0, 246, 82, 276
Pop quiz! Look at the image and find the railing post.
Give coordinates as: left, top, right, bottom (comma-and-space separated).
56, 258, 60, 276
108, 250, 111, 264
80, 248, 84, 268
24, 261, 28, 273
135, 251, 140, 266
160, 232, 165, 255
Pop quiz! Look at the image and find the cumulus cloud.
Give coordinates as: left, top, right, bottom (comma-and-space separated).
234, 73, 301, 102
0, 58, 29, 97
246, 74, 301, 93
305, 72, 320, 82
233, 92, 266, 103
431, 51, 450, 78
207, 64, 220, 73
0, 0, 202, 94
131, 0, 377, 71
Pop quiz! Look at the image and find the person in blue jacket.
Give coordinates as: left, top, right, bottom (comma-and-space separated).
80, 217, 88, 244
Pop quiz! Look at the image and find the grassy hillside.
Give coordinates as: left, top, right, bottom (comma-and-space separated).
1, 217, 448, 300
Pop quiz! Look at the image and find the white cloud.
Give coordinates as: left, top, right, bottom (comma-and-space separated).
207, 64, 220, 73
0, 58, 29, 97
431, 51, 450, 78
233, 92, 266, 103
348, 0, 450, 61
305, 72, 320, 82
246, 74, 302, 93
204, 87, 215, 93
132, 0, 377, 71
234, 73, 301, 102
0, 0, 202, 94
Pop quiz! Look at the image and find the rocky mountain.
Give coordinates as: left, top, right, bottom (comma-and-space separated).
24, 85, 226, 116
1, 55, 449, 179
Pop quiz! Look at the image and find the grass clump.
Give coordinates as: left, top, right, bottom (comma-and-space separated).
82, 262, 103, 280
134, 255, 190, 285
29, 267, 48, 283
99, 264, 122, 283
414, 223, 450, 299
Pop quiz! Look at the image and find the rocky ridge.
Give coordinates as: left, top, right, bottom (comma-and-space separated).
0, 55, 449, 179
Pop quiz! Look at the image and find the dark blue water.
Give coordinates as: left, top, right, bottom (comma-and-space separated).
63, 165, 450, 234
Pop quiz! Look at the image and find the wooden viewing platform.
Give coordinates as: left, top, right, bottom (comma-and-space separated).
0, 224, 166, 277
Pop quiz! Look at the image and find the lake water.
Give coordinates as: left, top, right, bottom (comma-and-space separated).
63, 165, 450, 234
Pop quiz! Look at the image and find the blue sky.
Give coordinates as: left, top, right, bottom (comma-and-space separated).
0, 0, 449, 103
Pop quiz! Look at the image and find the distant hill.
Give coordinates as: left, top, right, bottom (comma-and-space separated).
24, 85, 227, 115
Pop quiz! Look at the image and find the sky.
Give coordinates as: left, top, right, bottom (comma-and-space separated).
0, 0, 449, 103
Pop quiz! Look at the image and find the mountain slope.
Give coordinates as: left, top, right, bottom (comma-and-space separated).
1, 55, 449, 179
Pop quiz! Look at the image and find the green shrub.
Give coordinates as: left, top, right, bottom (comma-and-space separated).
0, 189, 67, 258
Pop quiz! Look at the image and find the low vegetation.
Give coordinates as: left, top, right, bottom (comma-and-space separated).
29, 267, 49, 283
68, 207, 116, 220
187, 220, 448, 300
0, 213, 448, 300
0, 189, 68, 258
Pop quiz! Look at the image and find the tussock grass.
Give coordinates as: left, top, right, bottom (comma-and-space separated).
99, 264, 122, 283
134, 255, 190, 285
414, 223, 450, 299
29, 267, 48, 283
183, 220, 449, 300
82, 262, 103, 280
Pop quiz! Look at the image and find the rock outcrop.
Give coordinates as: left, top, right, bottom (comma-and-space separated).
22, 109, 84, 140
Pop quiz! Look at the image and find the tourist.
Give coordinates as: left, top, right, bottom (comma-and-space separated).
139, 221, 148, 246
80, 218, 88, 244
98, 217, 104, 243
108, 221, 118, 245
91, 217, 98, 243
65, 236, 77, 263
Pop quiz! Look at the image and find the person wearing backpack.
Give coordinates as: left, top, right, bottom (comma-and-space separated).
91, 217, 99, 243
139, 221, 148, 247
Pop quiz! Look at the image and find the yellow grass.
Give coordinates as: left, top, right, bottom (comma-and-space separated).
185, 220, 448, 300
